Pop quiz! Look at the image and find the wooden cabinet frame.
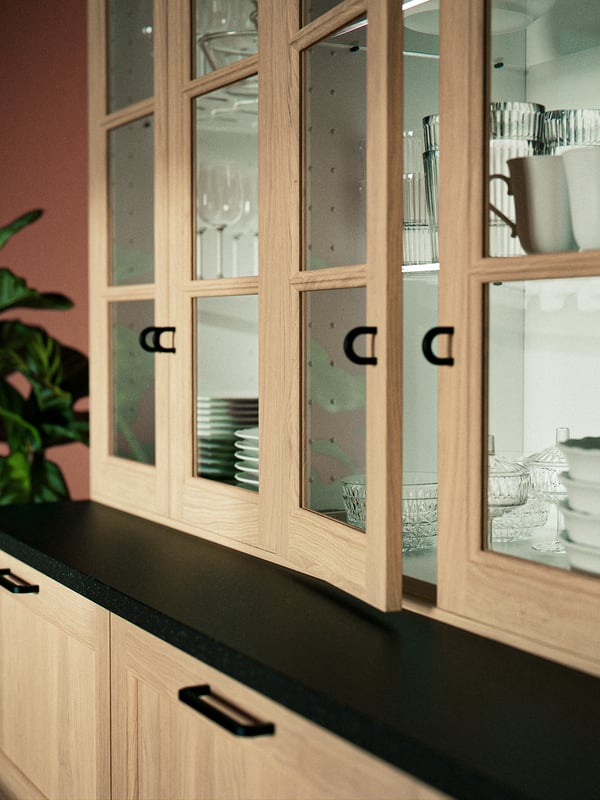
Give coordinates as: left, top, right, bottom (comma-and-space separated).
432, 0, 600, 676
88, 0, 407, 610
88, 0, 600, 671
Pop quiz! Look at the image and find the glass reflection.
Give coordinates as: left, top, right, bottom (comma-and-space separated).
304, 288, 366, 525
193, 0, 258, 79
195, 295, 258, 488
402, 3, 439, 589
304, 19, 367, 269
488, 0, 600, 257
487, 277, 600, 572
108, 0, 153, 112
194, 79, 258, 279
111, 301, 155, 464
109, 117, 154, 286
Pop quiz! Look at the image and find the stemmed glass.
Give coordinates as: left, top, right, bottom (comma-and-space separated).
197, 162, 244, 279
231, 171, 258, 276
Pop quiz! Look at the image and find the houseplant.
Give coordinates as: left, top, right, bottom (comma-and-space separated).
0, 209, 89, 503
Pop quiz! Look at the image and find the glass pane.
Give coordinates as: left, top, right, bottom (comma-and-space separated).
193, 0, 258, 79
304, 0, 340, 24
108, 0, 153, 112
402, 4, 440, 587
110, 301, 155, 464
404, 7, 440, 267
487, 276, 600, 574
109, 117, 155, 286
304, 18, 367, 270
488, 0, 600, 256
304, 288, 366, 526
194, 80, 259, 280
195, 295, 259, 488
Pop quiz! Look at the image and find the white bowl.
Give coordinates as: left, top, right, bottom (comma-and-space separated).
558, 437, 600, 483
560, 471, 600, 514
559, 530, 600, 576
560, 500, 600, 548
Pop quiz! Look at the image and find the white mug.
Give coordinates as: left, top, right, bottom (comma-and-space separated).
489, 155, 577, 254
562, 147, 600, 251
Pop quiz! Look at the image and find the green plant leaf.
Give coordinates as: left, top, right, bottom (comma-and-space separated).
0, 208, 89, 503
0, 379, 42, 451
30, 457, 69, 502
58, 345, 89, 402
0, 267, 73, 313
0, 209, 43, 251
0, 320, 63, 385
0, 452, 32, 504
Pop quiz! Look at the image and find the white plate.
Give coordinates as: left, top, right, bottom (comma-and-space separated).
560, 500, 600, 548
235, 472, 259, 487
196, 420, 248, 437
235, 445, 259, 458
559, 438, 600, 483
560, 472, 600, 514
198, 392, 258, 401
197, 412, 258, 422
234, 426, 259, 441
559, 530, 600, 575
235, 461, 259, 475
235, 452, 259, 465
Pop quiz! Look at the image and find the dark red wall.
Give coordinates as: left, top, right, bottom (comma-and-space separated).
0, 2, 89, 499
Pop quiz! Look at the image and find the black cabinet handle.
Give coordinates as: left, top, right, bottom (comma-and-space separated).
179, 685, 275, 737
139, 326, 176, 353
422, 326, 455, 366
0, 568, 40, 594
343, 326, 378, 365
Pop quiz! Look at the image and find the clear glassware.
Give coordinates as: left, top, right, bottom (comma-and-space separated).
487, 435, 529, 545
231, 171, 258, 277
528, 427, 570, 553
197, 162, 244, 279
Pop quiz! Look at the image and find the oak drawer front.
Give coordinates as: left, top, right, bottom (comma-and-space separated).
0, 552, 110, 800
112, 616, 451, 800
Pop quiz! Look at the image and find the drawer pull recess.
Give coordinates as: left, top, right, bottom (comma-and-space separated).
0, 568, 40, 594
179, 685, 275, 737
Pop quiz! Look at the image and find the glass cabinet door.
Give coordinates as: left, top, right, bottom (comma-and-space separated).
88, 0, 170, 517
170, 0, 261, 545
437, 0, 600, 667
264, 0, 406, 609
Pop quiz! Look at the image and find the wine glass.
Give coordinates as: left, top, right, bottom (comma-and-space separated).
197, 162, 244, 279
231, 171, 258, 277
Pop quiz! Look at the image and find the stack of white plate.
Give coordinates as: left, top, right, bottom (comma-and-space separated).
234, 426, 259, 491
557, 436, 600, 574
197, 397, 258, 483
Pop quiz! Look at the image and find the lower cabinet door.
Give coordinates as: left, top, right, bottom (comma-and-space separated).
0, 553, 110, 800
111, 616, 450, 800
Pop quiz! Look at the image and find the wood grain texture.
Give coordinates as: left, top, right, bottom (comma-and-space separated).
0, 554, 110, 800
111, 615, 452, 800
435, 0, 600, 673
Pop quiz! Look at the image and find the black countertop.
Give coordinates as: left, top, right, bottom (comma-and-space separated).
0, 500, 598, 800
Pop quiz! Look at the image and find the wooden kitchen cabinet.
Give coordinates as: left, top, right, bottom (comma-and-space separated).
429, 0, 600, 676
87, 0, 407, 608
0, 553, 110, 800
87, 0, 600, 677
111, 615, 450, 800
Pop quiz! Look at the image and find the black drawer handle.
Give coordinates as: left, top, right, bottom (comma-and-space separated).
343, 326, 378, 365
179, 685, 275, 737
422, 326, 455, 366
139, 326, 176, 353
0, 568, 40, 594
